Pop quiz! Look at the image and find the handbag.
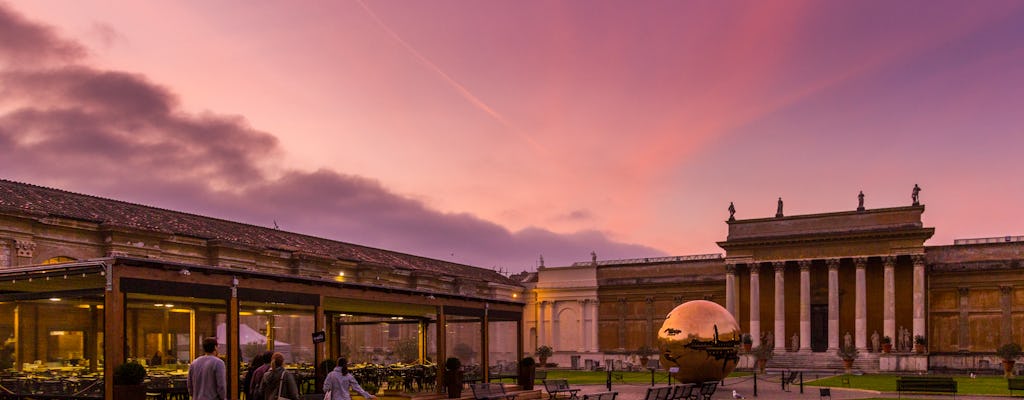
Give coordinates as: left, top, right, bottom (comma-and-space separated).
276, 370, 295, 400
323, 390, 332, 400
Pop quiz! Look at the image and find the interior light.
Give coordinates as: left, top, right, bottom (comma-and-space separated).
338, 271, 345, 277
512, 293, 518, 298
49, 298, 61, 302
155, 304, 164, 307
164, 304, 174, 308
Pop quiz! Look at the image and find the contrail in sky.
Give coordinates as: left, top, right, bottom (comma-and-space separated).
353, 0, 544, 153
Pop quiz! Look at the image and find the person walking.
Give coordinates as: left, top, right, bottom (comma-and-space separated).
249, 351, 275, 400
244, 351, 272, 400
187, 337, 227, 400
324, 357, 376, 400
261, 352, 299, 400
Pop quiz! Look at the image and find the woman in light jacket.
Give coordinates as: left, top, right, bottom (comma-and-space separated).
324, 357, 376, 400
261, 353, 300, 400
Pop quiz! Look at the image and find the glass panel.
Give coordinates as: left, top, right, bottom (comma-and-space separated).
240, 302, 314, 365
125, 293, 225, 373
488, 320, 517, 377
0, 296, 103, 398
446, 317, 481, 382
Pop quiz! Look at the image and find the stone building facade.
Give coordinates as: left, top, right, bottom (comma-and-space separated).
523, 199, 1024, 373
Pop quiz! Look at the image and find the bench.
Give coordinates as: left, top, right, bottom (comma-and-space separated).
694, 381, 718, 400
1009, 377, 1024, 396
896, 376, 957, 399
470, 383, 517, 400
582, 392, 617, 400
543, 379, 580, 400
642, 386, 672, 400
669, 384, 695, 400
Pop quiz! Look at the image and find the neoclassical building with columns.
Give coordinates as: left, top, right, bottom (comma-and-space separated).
521, 196, 1024, 373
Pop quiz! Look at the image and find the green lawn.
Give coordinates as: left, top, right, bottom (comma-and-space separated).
806, 374, 1020, 396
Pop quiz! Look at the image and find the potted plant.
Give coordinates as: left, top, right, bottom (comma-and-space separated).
914, 335, 927, 353
517, 356, 537, 390
443, 357, 463, 398
113, 361, 147, 400
997, 343, 1022, 377
838, 345, 859, 373
535, 345, 553, 367
881, 336, 892, 353
750, 345, 772, 373
741, 334, 753, 352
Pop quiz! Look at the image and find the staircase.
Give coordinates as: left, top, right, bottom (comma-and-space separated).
766, 351, 880, 373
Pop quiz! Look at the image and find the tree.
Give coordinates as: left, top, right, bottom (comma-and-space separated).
393, 338, 419, 363
453, 342, 476, 364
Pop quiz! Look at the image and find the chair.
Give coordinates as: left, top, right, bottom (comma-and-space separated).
669, 384, 694, 400
819, 387, 831, 399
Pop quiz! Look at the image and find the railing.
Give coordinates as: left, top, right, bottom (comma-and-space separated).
571, 254, 722, 267
954, 235, 1023, 245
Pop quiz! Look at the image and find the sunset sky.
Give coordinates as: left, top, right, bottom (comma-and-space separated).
2, 1, 1022, 272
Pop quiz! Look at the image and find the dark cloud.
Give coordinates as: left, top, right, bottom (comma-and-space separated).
0, 2, 86, 65
0, 2, 665, 272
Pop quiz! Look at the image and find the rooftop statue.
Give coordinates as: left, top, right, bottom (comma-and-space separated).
912, 184, 921, 205
728, 202, 736, 222
858, 191, 865, 211
775, 197, 784, 218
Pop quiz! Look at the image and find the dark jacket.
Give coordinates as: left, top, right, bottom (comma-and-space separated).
261, 367, 299, 400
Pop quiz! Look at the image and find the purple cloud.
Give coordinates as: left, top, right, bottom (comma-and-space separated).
0, 2, 665, 272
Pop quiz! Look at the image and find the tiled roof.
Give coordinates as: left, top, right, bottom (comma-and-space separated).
0, 179, 518, 286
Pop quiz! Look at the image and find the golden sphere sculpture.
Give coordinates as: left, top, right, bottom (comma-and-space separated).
657, 300, 741, 383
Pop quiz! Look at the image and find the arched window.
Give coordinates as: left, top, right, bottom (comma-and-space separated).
42, 256, 77, 265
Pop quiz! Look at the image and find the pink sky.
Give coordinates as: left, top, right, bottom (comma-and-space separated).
2, 1, 1023, 272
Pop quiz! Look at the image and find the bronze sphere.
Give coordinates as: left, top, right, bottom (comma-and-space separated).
657, 300, 741, 383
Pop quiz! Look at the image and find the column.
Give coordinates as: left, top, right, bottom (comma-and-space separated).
827, 259, 840, 351
590, 299, 600, 352
725, 263, 738, 317
912, 254, 926, 341
798, 260, 811, 352
773, 261, 786, 351
854, 257, 867, 350
883, 256, 896, 345
577, 300, 586, 352
749, 263, 761, 348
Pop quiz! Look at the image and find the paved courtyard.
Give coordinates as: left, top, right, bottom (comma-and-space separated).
571, 376, 1000, 400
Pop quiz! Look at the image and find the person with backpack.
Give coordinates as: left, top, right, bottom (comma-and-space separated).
260, 353, 299, 400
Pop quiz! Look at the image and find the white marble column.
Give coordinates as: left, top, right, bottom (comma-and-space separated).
827, 259, 840, 351
577, 300, 586, 352
749, 262, 761, 348
912, 254, 926, 341
883, 256, 896, 344
773, 261, 786, 351
854, 257, 867, 351
539, 301, 548, 346
590, 299, 600, 352
725, 264, 738, 317
798, 260, 811, 352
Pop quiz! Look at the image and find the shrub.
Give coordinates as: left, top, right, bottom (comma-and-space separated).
997, 343, 1023, 361
741, 334, 753, 345
535, 345, 553, 359
914, 335, 927, 346
519, 357, 536, 368
445, 357, 462, 372
838, 345, 859, 361
113, 361, 147, 385
750, 345, 772, 361
881, 336, 892, 344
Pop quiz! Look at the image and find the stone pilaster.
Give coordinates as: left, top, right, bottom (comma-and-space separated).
912, 254, 926, 341
577, 300, 586, 352
0, 240, 10, 268
749, 262, 761, 348
617, 298, 627, 350
798, 260, 811, 352
883, 256, 896, 344
539, 301, 549, 347
958, 287, 970, 352
590, 299, 600, 352
1001, 286, 1013, 346
854, 257, 867, 350
725, 263, 738, 317
827, 259, 840, 351
773, 261, 786, 351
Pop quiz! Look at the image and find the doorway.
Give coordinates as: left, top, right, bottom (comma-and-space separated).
811, 305, 828, 352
